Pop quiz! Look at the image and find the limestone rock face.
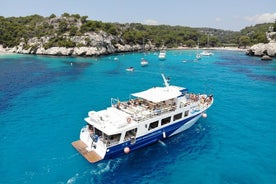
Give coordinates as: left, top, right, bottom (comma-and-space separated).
1, 30, 157, 56
247, 42, 276, 57
45, 47, 73, 56
247, 31, 276, 57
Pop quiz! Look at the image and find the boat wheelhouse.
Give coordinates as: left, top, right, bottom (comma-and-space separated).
72, 74, 213, 163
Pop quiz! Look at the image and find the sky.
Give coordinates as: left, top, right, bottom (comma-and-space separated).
1, 0, 276, 31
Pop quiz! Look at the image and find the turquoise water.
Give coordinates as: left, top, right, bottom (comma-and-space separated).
0, 50, 276, 184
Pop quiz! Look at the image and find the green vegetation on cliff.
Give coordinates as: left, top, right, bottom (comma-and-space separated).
240, 23, 274, 44
0, 13, 274, 49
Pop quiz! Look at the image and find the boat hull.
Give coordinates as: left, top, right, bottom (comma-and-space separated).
104, 113, 202, 160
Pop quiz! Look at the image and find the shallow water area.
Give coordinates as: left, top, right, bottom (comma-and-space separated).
0, 50, 276, 184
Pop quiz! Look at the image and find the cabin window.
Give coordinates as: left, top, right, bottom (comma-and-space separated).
161, 116, 171, 125
173, 113, 182, 121
184, 110, 189, 117
88, 124, 93, 131
148, 121, 159, 130
94, 128, 102, 137
124, 128, 137, 142
107, 133, 121, 147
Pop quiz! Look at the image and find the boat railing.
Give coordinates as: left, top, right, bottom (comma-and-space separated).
111, 94, 211, 122
130, 104, 177, 122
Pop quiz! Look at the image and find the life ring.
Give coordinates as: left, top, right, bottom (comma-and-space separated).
127, 117, 132, 123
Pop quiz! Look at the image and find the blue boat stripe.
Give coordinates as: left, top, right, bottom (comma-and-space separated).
105, 113, 200, 159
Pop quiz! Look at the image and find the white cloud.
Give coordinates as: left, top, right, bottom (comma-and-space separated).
143, 19, 159, 25
245, 12, 276, 23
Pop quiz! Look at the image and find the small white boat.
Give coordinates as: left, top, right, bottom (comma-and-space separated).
200, 50, 214, 56
126, 67, 134, 72
158, 50, 166, 60
72, 74, 214, 163
140, 58, 148, 66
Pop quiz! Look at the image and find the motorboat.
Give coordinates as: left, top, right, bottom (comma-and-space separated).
72, 74, 214, 163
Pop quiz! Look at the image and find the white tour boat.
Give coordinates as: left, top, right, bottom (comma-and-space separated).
72, 74, 214, 163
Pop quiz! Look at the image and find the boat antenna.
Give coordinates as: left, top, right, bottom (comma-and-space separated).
161, 73, 170, 88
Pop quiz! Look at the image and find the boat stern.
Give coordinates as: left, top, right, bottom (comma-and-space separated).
71, 140, 103, 163
71, 126, 106, 163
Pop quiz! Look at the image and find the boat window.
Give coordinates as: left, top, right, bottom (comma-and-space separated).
148, 121, 159, 130
184, 110, 189, 117
107, 133, 121, 147
88, 124, 93, 131
173, 113, 182, 121
161, 116, 171, 125
124, 128, 137, 141
110, 133, 121, 141
94, 128, 102, 137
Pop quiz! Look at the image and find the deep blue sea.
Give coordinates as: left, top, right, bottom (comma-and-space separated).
0, 50, 276, 184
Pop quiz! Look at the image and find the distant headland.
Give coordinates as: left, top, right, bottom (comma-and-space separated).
0, 13, 275, 57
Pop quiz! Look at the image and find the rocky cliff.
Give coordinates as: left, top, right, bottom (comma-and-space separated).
246, 32, 276, 57
0, 31, 156, 56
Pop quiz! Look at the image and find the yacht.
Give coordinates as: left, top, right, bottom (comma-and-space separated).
72, 74, 214, 163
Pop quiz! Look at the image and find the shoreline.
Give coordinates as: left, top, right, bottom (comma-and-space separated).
0, 46, 247, 56
170, 46, 247, 51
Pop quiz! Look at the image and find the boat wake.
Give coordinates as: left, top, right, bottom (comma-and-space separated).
66, 173, 79, 184
65, 159, 123, 184
92, 159, 122, 175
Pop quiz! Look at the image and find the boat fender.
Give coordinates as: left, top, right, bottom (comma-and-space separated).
202, 113, 207, 118
127, 117, 132, 123
124, 147, 130, 154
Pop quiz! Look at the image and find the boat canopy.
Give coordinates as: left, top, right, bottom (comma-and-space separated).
131, 86, 185, 103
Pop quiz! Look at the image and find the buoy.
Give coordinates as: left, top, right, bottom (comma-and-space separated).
202, 113, 207, 118
124, 147, 130, 154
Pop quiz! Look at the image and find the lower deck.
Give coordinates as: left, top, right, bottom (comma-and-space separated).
71, 140, 103, 163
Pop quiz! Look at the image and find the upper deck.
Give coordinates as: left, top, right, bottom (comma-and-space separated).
85, 90, 212, 136
85, 74, 213, 135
